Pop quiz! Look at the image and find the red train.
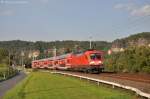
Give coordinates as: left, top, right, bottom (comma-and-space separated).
32, 49, 104, 73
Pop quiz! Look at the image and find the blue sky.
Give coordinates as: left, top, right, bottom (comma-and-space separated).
0, 0, 150, 41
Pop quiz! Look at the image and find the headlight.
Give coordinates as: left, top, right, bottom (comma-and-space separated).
90, 61, 95, 64
98, 61, 102, 64
99, 61, 103, 64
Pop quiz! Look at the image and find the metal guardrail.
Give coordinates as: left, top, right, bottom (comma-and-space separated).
51, 72, 150, 99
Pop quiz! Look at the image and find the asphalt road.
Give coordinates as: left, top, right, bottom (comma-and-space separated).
0, 72, 26, 99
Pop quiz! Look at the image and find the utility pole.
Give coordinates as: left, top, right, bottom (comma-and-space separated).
53, 46, 57, 58
89, 36, 92, 49
21, 51, 25, 69
9, 50, 11, 66
53, 46, 57, 67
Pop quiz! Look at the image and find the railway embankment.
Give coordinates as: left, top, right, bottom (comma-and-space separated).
53, 71, 150, 98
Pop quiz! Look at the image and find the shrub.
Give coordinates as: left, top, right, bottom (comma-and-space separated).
104, 46, 150, 74
142, 66, 150, 73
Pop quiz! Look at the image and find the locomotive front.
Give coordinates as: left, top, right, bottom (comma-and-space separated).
86, 50, 104, 73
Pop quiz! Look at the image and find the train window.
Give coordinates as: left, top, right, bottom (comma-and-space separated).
67, 60, 70, 63
90, 53, 101, 60
55, 61, 58, 64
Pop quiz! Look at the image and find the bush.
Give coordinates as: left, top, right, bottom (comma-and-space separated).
142, 66, 150, 73
0, 65, 18, 80
0, 63, 7, 67
104, 46, 150, 74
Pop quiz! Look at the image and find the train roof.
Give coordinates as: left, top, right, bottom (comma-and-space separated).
32, 53, 71, 62
32, 49, 104, 62
55, 53, 71, 60
84, 49, 104, 53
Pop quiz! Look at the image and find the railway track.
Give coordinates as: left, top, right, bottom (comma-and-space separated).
57, 70, 150, 84
101, 74, 150, 84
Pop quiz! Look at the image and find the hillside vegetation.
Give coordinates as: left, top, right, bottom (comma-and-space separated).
104, 46, 150, 73
112, 32, 150, 48
105, 32, 150, 73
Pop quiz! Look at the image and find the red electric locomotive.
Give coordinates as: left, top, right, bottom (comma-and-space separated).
32, 49, 104, 73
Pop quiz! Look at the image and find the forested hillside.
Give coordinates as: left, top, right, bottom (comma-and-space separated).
0, 40, 111, 66
105, 32, 150, 74
112, 32, 150, 48
0, 40, 111, 51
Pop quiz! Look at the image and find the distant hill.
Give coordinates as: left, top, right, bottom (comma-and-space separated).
0, 40, 111, 52
112, 32, 150, 49
0, 32, 149, 54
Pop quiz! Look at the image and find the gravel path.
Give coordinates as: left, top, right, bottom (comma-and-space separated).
0, 72, 26, 99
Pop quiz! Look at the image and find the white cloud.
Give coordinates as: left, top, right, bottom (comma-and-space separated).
114, 3, 136, 11
0, 10, 14, 16
0, 0, 29, 4
114, 3, 150, 16
131, 5, 150, 16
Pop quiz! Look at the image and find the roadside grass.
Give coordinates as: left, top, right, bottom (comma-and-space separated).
4, 72, 137, 99
0, 77, 3, 80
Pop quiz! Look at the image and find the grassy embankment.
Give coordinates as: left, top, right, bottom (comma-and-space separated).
4, 72, 137, 99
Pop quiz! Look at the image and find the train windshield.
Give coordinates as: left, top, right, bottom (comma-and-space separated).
90, 53, 101, 60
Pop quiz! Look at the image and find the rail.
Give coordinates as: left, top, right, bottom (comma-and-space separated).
51, 71, 150, 99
